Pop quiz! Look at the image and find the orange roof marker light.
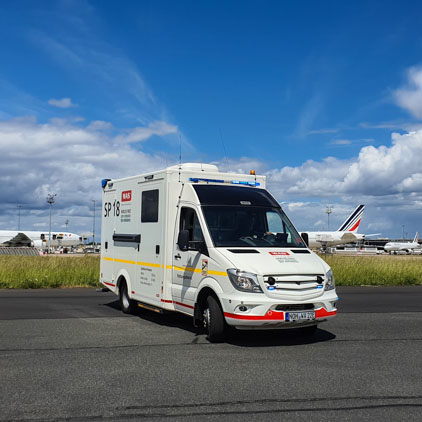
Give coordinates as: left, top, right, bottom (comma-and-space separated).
250, 170, 256, 175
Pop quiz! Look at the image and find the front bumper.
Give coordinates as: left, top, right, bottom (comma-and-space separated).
220, 291, 338, 329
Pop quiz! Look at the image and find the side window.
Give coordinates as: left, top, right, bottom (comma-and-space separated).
266, 211, 283, 233
267, 210, 291, 243
180, 208, 204, 242
141, 189, 159, 222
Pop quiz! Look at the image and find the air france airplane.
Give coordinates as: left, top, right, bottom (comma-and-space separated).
301, 205, 366, 249
0, 230, 82, 249
384, 233, 421, 254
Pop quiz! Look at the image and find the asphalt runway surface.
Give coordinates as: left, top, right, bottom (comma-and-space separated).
0, 286, 421, 421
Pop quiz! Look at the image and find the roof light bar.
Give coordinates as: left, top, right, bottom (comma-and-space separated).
189, 177, 260, 187
101, 179, 111, 189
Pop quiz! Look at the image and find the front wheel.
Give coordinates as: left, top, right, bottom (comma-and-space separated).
119, 281, 136, 314
203, 295, 226, 343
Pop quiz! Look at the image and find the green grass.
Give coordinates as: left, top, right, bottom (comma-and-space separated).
0, 254, 421, 288
0, 255, 101, 289
322, 255, 422, 286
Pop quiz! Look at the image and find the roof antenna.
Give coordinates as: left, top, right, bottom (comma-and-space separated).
178, 134, 182, 183
219, 128, 230, 172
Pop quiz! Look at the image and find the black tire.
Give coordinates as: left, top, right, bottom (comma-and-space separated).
300, 324, 318, 336
119, 281, 136, 314
204, 295, 226, 343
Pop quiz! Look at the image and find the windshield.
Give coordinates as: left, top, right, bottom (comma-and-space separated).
201, 206, 306, 248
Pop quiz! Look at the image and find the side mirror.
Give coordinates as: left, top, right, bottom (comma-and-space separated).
301, 232, 309, 247
177, 230, 189, 252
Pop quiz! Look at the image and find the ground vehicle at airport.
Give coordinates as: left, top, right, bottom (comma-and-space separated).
100, 163, 338, 341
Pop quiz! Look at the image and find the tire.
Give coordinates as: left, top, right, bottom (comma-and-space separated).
203, 295, 226, 343
300, 324, 318, 336
119, 280, 136, 314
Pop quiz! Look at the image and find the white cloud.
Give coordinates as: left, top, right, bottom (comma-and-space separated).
0, 117, 178, 233
87, 120, 113, 131
2, 113, 422, 238
307, 128, 339, 135
114, 121, 178, 144
295, 93, 324, 137
394, 67, 422, 119
48, 98, 77, 108
331, 139, 352, 145
264, 130, 422, 199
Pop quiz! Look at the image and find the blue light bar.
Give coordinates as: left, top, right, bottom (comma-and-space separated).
101, 178, 111, 189
189, 177, 260, 187
231, 180, 260, 187
189, 178, 225, 183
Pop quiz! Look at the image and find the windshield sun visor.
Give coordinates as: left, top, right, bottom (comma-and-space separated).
193, 185, 279, 207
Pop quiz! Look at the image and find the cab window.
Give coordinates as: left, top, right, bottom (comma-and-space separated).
180, 207, 204, 242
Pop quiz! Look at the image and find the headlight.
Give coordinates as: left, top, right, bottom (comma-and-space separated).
325, 269, 335, 291
227, 269, 263, 293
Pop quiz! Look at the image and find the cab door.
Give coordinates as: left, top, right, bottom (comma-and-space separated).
172, 206, 208, 312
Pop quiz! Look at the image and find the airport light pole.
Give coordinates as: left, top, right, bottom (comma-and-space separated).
47, 194, 57, 253
65, 219, 69, 231
17, 205, 22, 230
91, 199, 96, 248
326, 206, 333, 230
402, 225, 405, 240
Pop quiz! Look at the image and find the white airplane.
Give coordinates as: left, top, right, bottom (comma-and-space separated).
301, 205, 367, 249
0, 230, 82, 249
384, 233, 421, 254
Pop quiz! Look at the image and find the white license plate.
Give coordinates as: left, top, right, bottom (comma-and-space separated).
286, 311, 315, 321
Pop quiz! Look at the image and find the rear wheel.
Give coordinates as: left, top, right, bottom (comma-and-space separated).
119, 281, 136, 314
203, 295, 226, 343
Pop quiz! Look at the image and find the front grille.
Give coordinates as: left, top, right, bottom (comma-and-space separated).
275, 304, 314, 311
264, 274, 324, 295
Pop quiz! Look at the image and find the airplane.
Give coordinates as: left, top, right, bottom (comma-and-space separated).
0, 230, 82, 249
301, 204, 368, 249
384, 233, 422, 254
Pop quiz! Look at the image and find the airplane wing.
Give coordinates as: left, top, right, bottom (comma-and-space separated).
340, 232, 359, 242
315, 234, 336, 243
1, 232, 33, 247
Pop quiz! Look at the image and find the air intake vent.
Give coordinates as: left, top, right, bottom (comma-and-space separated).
228, 249, 259, 254
275, 304, 314, 311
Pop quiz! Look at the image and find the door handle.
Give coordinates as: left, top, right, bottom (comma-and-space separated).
174, 253, 181, 260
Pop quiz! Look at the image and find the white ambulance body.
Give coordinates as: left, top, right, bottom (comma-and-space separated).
100, 163, 338, 341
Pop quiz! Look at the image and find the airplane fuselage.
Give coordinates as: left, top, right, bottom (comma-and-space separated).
305, 231, 365, 249
384, 241, 421, 253
0, 230, 82, 249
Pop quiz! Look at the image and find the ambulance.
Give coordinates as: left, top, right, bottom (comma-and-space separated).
100, 163, 337, 342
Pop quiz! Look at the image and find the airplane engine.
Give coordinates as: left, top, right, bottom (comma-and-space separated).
32, 240, 44, 249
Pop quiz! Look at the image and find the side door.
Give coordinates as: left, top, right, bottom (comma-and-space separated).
100, 189, 117, 288
172, 206, 208, 312
136, 185, 163, 304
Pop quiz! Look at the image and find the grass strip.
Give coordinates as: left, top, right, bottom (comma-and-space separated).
0, 255, 100, 288
0, 255, 421, 288
322, 255, 422, 286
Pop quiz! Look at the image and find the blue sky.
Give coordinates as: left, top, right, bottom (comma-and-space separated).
1, 0, 422, 239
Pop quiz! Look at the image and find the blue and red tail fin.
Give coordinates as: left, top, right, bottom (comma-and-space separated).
337, 205, 365, 233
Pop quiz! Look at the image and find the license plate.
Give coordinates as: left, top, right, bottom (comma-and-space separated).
286, 311, 315, 321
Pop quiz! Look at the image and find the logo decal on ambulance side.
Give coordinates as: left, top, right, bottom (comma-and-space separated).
121, 190, 132, 202
269, 251, 289, 256
202, 259, 208, 276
